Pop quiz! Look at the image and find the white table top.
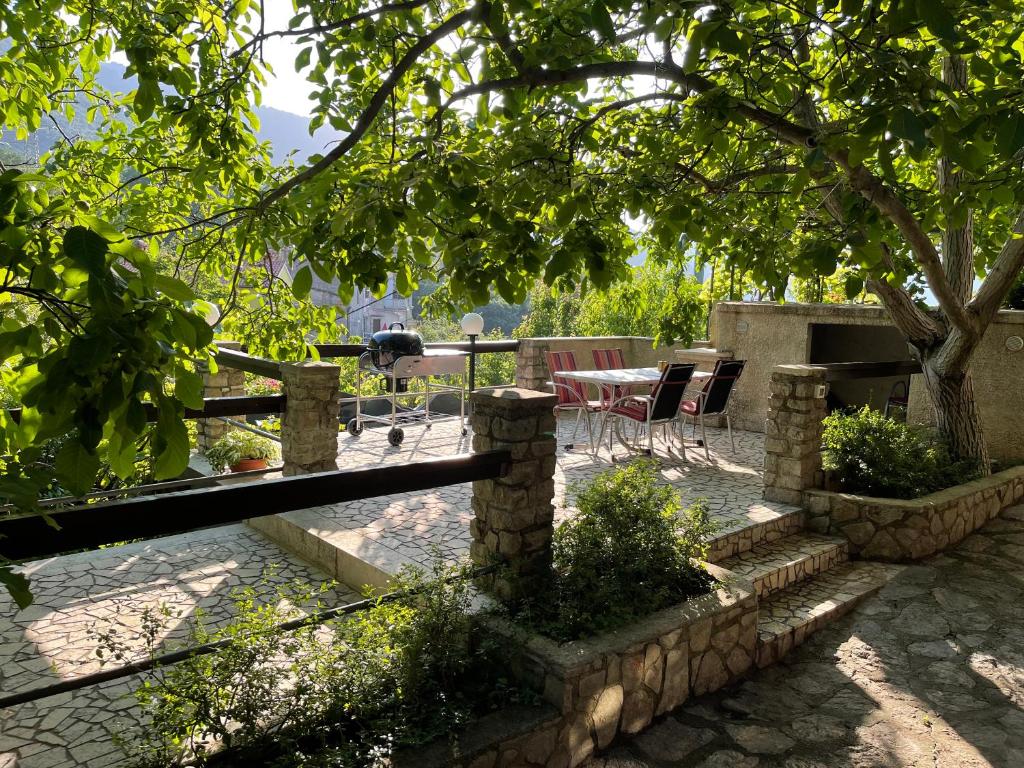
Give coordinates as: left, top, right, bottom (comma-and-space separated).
554, 367, 711, 386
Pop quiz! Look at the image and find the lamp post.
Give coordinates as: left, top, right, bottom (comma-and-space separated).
460, 312, 484, 396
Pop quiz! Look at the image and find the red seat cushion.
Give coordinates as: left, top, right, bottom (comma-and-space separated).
610, 401, 648, 421
680, 399, 699, 415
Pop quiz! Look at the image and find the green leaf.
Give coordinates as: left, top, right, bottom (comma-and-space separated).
889, 107, 927, 152
153, 400, 189, 480
590, 0, 616, 44
153, 274, 196, 301
106, 428, 139, 480
54, 439, 101, 497
995, 112, 1024, 159
174, 369, 205, 410
63, 227, 108, 275
916, 0, 959, 42
845, 274, 865, 300
295, 47, 311, 72
0, 566, 33, 610
841, 0, 864, 16
292, 265, 313, 299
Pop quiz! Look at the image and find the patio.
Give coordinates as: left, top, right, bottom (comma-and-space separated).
248, 413, 804, 587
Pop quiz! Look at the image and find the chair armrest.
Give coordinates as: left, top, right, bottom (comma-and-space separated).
546, 380, 588, 406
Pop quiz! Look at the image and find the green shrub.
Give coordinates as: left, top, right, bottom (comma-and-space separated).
111, 564, 524, 767
512, 462, 716, 641
205, 431, 279, 472
821, 407, 981, 499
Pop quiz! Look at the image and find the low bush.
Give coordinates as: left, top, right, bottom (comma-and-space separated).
510, 462, 716, 641
114, 563, 526, 767
821, 406, 981, 499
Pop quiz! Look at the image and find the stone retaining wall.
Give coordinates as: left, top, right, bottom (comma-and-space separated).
805, 466, 1024, 560
477, 564, 756, 768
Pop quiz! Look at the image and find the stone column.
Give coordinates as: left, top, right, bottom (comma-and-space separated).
763, 364, 828, 505
197, 341, 246, 452
280, 361, 341, 476
469, 388, 558, 601
514, 338, 551, 391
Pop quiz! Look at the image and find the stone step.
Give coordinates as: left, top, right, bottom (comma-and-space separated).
754, 561, 903, 668
718, 532, 849, 599
707, 508, 806, 563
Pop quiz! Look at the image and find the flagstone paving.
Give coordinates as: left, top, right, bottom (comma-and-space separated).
0, 525, 358, 768
593, 504, 1024, 768
289, 416, 801, 574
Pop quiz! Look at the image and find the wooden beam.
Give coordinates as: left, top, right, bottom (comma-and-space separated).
3, 395, 285, 425
313, 340, 520, 358
0, 450, 511, 561
214, 346, 282, 378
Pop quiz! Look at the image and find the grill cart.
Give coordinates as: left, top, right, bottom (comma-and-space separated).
347, 347, 470, 447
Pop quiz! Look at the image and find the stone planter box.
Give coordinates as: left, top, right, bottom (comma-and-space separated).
478, 563, 756, 768
805, 466, 1024, 561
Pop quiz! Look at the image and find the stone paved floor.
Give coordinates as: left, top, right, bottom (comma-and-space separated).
592, 505, 1024, 768
306, 415, 798, 568
0, 525, 358, 768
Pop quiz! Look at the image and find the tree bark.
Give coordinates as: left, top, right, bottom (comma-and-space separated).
918, 356, 989, 469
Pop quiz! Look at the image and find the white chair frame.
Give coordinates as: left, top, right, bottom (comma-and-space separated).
597, 393, 688, 461
546, 379, 598, 445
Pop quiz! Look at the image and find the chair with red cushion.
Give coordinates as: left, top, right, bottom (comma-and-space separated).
545, 350, 602, 446
680, 359, 745, 459
598, 363, 695, 460
591, 347, 636, 406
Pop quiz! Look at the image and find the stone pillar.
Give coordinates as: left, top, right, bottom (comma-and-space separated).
514, 338, 551, 391
197, 341, 246, 452
763, 365, 828, 505
469, 388, 558, 601
280, 361, 341, 476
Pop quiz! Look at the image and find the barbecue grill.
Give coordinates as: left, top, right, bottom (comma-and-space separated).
346, 328, 469, 447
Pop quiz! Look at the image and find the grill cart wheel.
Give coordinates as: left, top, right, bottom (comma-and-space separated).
388, 427, 404, 447
461, 427, 468, 436
346, 419, 363, 436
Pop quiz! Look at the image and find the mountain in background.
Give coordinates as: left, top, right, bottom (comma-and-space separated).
0, 60, 339, 165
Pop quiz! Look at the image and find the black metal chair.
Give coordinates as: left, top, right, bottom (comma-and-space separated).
679, 359, 745, 460
598, 363, 696, 460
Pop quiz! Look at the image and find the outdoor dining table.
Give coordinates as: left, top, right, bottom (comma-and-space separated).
554, 367, 712, 453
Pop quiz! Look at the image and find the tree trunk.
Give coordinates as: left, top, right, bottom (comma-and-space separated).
918, 357, 990, 470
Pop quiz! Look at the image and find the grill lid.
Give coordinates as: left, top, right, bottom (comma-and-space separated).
366, 323, 423, 368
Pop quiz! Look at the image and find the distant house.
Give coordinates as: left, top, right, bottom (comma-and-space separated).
314, 274, 411, 339
263, 248, 412, 338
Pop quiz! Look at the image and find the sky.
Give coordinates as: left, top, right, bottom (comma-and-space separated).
257, 2, 317, 117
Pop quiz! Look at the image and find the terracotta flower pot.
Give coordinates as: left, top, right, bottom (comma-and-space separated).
230, 458, 269, 473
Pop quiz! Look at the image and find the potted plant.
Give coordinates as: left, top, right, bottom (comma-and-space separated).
206, 431, 279, 473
